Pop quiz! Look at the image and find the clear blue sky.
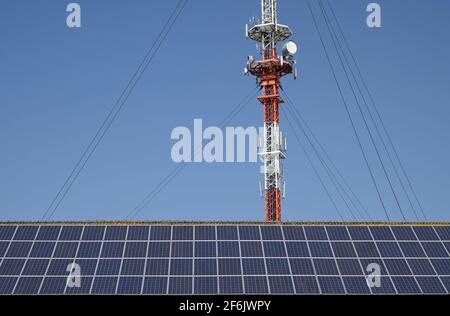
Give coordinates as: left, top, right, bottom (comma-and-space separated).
0, 0, 449, 222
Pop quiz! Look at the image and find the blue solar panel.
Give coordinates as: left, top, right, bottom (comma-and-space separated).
147, 242, 170, 257
65, 277, 93, 294
77, 242, 101, 258
59, 226, 83, 241
286, 242, 309, 257
30, 242, 55, 258
431, 259, 450, 275
13, 226, 38, 241
124, 242, 147, 258
385, 259, 412, 275
105, 226, 127, 241
0, 259, 26, 275
290, 259, 315, 275
263, 242, 286, 257
195, 242, 216, 257
54, 242, 78, 258
283, 226, 305, 240
6, 242, 32, 257
40, 277, 67, 294
413, 226, 440, 241
337, 259, 363, 276
171, 242, 193, 257
217, 226, 238, 240
266, 258, 290, 275
416, 276, 447, 294
370, 276, 396, 294
326, 226, 350, 241
304, 226, 328, 241
146, 259, 169, 275
293, 276, 320, 294
149, 226, 171, 240
0, 223, 448, 295
242, 259, 266, 275
170, 259, 192, 275
195, 226, 215, 241
117, 277, 142, 294
194, 277, 217, 294
0, 226, 16, 240
14, 277, 42, 294
96, 259, 121, 276
36, 226, 61, 240
391, 276, 421, 294
309, 242, 333, 257
370, 226, 396, 240
313, 259, 339, 275
172, 226, 193, 241
194, 259, 217, 275
353, 242, 380, 258
239, 226, 261, 240
407, 259, 437, 276
127, 226, 149, 241
218, 259, 241, 275
343, 276, 371, 294
269, 276, 294, 293
169, 277, 192, 294
219, 276, 243, 294
435, 226, 450, 240
0, 277, 18, 294
391, 226, 417, 241
376, 242, 403, 257
218, 241, 239, 257
240, 241, 263, 257
76, 259, 100, 276
91, 277, 118, 294
347, 226, 372, 240
399, 242, 426, 257
46, 259, 74, 276
260, 226, 283, 240
318, 276, 345, 294
331, 242, 357, 258
121, 259, 145, 275
244, 276, 268, 294
0, 242, 8, 257
143, 277, 167, 294
22, 259, 49, 275
422, 242, 448, 258
82, 226, 105, 241
101, 242, 125, 258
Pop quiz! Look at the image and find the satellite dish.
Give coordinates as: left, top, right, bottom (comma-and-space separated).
283, 41, 298, 56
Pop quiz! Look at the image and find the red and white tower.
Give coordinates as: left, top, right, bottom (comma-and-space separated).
245, 0, 297, 222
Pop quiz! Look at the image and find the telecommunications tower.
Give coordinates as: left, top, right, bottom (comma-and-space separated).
245, 0, 298, 222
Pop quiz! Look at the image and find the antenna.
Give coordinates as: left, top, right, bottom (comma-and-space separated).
245, 0, 298, 222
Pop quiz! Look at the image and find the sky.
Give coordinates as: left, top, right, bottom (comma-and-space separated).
0, 0, 449, 222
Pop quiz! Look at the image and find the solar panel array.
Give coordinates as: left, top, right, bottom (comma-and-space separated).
0, 224, 449, 295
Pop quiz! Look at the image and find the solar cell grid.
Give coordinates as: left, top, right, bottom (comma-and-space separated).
326, 226, 350, 240
0, 226, 17, 240
36, 226, 61, 241
260, 226, 283, 240
13, 226, 38, 241
217, 226, 238, 240
304, 226, 328, 240
370, 226, 396, 240
0, 223, 449, 295
283, 226, 305, 240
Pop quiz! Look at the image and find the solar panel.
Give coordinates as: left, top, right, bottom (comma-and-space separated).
0, 223, 449, 295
